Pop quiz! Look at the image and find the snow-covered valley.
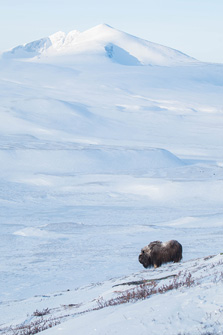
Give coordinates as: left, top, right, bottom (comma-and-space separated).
1, 24, 223, 334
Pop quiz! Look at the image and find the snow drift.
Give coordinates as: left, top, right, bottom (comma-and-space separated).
0, 147, 184, 177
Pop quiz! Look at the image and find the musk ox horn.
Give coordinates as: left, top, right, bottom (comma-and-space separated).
138, 240, 182, 268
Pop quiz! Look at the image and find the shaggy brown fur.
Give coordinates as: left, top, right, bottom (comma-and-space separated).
138, 240, 182, 268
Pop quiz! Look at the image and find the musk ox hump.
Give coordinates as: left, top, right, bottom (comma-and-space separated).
138, 239, 182, 269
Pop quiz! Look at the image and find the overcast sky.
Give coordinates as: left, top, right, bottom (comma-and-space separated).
1, 0, 223, 63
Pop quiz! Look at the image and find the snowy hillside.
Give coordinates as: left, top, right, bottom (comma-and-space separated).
2, 24, 197, 66
1, 254, 223, 334
1, 24, 223, 334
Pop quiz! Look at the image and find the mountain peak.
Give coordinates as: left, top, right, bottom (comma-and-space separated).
2, 24, 198, 66
93, 23, 114, 30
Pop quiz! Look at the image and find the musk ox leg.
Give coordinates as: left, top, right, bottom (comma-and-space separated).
154, 264, 158, 268
173, 257, 182, 263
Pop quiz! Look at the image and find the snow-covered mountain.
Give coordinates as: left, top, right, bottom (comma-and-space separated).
2, 23, 197, 66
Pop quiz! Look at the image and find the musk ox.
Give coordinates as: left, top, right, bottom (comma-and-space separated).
139, 240, 182, 268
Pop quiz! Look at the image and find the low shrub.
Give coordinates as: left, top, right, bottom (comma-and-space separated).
8, 317, 60, 335
32, 308, 50, 317
97, 271, 195, 309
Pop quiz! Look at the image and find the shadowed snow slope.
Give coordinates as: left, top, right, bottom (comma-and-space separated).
2, 24, 197, 66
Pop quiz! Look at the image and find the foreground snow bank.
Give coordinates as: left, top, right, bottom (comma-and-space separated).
2, 254, 223, 335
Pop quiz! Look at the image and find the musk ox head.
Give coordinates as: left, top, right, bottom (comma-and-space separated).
138, 240, 182, 268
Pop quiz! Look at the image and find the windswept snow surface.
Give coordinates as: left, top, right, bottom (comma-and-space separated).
1, 25, 223, 333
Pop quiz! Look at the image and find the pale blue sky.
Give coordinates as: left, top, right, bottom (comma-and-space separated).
1, 0, 223, 62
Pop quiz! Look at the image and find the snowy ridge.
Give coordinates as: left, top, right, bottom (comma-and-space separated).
2, 24, 197, 66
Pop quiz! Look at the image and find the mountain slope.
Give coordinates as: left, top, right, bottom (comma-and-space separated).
2, 24, 197, 66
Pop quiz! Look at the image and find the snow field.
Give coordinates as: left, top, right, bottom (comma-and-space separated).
1, 24, 223, 334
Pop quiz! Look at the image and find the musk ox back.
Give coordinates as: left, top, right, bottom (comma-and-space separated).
139, 240, 182, 268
